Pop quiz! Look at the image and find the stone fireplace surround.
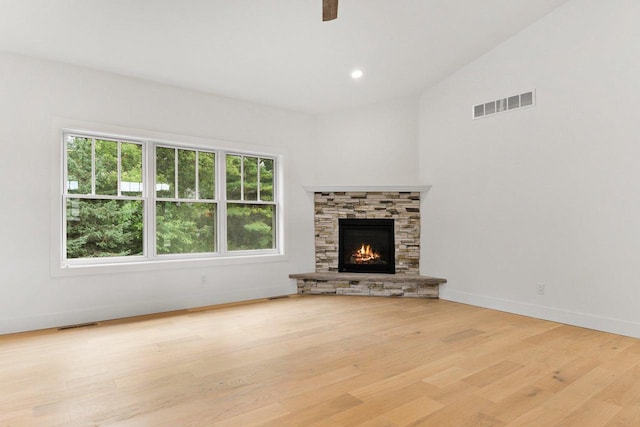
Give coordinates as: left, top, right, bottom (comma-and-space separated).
289, 186, 446, 298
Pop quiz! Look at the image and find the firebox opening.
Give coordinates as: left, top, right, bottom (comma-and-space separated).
338, 219, 395, 274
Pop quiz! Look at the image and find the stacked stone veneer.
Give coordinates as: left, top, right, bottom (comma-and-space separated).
314, 191, 421, 274
292, 272, 441, 298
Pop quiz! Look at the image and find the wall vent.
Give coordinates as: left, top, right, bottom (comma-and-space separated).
473, 90, 535, 119
58, 322, 98, 330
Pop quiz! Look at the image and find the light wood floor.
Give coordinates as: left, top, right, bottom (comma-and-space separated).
2, 296, 640, 427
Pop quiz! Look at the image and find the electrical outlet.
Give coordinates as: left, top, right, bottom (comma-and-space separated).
536, 283, 545, 295
201, 275, 207, 284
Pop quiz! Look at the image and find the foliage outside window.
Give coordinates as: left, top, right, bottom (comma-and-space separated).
65, 135, 144, 259
62, 132, 279, 265
225, 154, 276, 251
155, 146, 217, 255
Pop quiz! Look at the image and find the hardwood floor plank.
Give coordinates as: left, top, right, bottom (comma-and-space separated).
475, 362, 550, 403
330, 382, 435, 425
421, 365, 471, 388
594, 365, 640, 406
212, 403, 289, 427
604, 403, 640, 427
364, 395, 443, 426
461, 360, 524, 388
483, 385, 554, 423
556, 399, 621, 427
410, 393, 499, 427
262, 393, 362, 426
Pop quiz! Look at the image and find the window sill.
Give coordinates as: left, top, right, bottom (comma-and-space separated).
51, 252, 287, 278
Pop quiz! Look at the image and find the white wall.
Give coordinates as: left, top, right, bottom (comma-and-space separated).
419, 0, 640, 337
0, 52, 317, 334
312, 96, 421, 186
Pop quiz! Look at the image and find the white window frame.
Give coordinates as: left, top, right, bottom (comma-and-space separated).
153, 144, 220, 260
222, 152, 279, 256
63, 133, 147, 266
55, 127, 284, 274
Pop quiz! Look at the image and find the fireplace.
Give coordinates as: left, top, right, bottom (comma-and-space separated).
338, 218, 395, 274
292, 189, 446, 298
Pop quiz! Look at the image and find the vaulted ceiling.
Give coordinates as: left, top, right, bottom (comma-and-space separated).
0, 0, 569, 113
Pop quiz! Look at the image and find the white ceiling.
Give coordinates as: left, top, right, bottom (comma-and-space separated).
0, 0, 569, 114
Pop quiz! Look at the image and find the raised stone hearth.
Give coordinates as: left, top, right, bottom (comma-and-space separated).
290, 272, 446, 298
291, 186, 446, 299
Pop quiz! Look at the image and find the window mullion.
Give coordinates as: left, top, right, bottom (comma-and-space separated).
218, 150, 227, 255
195, 151, 199, 200
117, 141, 122, 196
63, 136, 68, 195
91, 137, 96, 195
173, 148, 178, 199
240, 154, 244, 201
62, 136, 68, 263
147, 142, 154, 259
257, 157, 261, 201
273, 157, 278, 201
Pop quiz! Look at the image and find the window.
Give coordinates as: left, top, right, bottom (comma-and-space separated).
65, 135, 144, 260
155, 146, 217, 255
225, 154, 276, 251
62, 131, 280, 266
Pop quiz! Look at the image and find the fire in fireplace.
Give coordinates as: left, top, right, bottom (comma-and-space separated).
338, 218, 395, 274
351, 243, 381, 264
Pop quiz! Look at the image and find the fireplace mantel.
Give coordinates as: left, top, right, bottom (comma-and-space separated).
303, 185, 431, 193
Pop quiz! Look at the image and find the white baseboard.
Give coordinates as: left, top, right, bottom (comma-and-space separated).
440, 288, 640, 339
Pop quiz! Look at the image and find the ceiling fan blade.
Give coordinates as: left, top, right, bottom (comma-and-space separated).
323, 0, 338, 21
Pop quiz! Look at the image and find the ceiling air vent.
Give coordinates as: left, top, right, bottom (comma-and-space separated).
473, 90, 535, 119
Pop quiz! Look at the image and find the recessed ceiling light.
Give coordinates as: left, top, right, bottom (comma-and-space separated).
351, 69, 364, 79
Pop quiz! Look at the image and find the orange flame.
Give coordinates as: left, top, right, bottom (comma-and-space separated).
354, 243, 380, 263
